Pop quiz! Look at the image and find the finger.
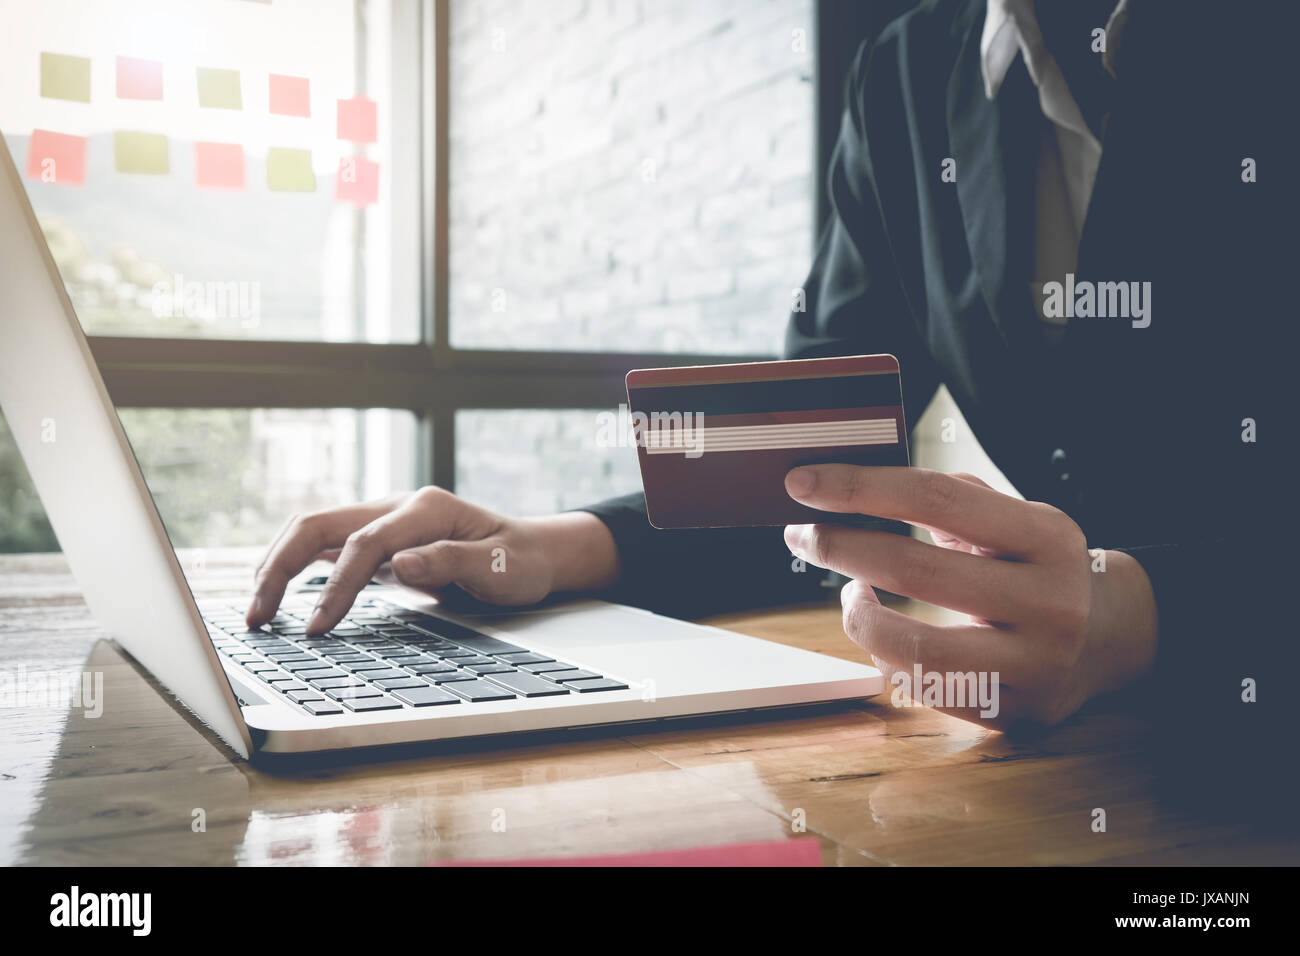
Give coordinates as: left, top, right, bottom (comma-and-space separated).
247, 497, 402, 627
306, 489, 477, 632
785, 465, 1062, 559
253, 513, 296, 582
788, 524, 1035, 623
839, 589, 1014, 722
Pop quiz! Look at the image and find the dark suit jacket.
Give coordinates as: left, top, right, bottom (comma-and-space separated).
579, 0, 1296, 808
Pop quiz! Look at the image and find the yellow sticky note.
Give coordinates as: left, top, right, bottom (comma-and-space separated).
41, 52, 91, 102
114, 131, 169, 174
266, 148, 316, 192
196, 67, 242, 109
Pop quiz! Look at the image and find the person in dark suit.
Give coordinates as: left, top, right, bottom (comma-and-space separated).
247, 0, 1293, 769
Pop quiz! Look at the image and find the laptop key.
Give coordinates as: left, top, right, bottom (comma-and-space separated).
495, 652, 555, 665
566, 678, 630, 693
302, 700, 344, 716
288, 690, 325, 703
520, 661, 581, 674
340, 695, 402, 712
424, 670, 477, 684
440, 654, 496, 667
392, 686, 461, 707
356, 668, 411, 681
309, 676, 364, 689
463, 662, 517, 675
484, 672, 572, 698
446, 635, 527, 656
406, 662, 457, 675
282, 659, 331, 672
373, 677, 429, 690
295, 668, 348, 681
267, 680, 308, 692
326, 685, 384, 701
442, 680, 517, 702
542, 669, 603, 683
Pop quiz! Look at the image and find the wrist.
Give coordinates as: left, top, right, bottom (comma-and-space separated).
1085, 549, 1160, 696
522, 511, 621, 594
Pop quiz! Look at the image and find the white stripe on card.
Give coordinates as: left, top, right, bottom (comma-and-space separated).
643, 418, 898, 455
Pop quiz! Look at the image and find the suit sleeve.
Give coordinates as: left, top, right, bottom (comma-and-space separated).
572, 42, 942, 619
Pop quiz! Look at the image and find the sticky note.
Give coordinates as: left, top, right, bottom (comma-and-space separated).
25, 130, 87, 185
114, 131, 169, 174
266, 148, 315, 192
40, 52, 91, 102
334, 155, 379, 206
336, 97, 377, 143
116, 56, 163, 100
269, 74, 310, 117
196, 68, 242, 109
195, 142, 245, 189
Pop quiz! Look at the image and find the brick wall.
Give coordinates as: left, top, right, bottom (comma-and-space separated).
447, 0, 815, 355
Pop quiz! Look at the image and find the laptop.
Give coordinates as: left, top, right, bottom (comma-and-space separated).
0, 135, 882, 760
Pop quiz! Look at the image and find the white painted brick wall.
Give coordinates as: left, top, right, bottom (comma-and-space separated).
448, 0, 815, 354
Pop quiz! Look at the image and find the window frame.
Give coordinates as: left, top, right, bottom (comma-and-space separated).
86, 0, 786, 494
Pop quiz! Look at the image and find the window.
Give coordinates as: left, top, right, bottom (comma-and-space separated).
1, 0, 419, 343
0, 0, 815, 555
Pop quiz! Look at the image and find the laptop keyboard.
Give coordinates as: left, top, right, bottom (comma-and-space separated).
200, 597, 628, 715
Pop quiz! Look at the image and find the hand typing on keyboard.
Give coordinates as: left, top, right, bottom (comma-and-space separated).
245, 486, 621, 634
206, 598, 629, 714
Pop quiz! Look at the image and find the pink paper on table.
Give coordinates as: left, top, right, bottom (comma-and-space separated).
436, 838, 824, 867
334, 155, 379, 206
25, 129, 87, 186
337, 96, 377, 143
269, 74, 310, 117
116, 56, 164, 100
195, 141, 245, 189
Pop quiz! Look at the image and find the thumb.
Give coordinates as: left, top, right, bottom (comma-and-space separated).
391, 539, 494, 592
391, 539, 542, 605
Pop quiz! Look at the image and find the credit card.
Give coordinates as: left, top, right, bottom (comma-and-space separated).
625, 354, 909, 529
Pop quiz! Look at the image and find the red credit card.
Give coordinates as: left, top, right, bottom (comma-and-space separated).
626, 354, 909, 529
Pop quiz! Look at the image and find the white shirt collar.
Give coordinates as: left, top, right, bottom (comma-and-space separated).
979, 0, 1128, 147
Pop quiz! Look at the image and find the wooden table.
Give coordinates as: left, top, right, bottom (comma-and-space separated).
2, 550, 1295, 867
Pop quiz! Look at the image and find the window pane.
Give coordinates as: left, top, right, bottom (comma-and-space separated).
0, 407, 417, 553
448, 0, 814, 354
0, 0, 419, 343
455, 410, 642, 516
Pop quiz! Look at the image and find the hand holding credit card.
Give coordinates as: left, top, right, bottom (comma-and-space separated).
626, 354, 909, 528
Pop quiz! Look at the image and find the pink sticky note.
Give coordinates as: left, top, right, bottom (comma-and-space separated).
195, 141, 245, 189
336, 96, 377, 143
269, 74, 310, 117
334, 155, 379, 206
435, 839, 825, 867
26, 129, 87, 186
116, 56, 164, 100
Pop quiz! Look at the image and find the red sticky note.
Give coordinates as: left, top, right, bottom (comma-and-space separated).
269, 73, 310, 117
334, 155, 379, 206
336, 96, 377, 143
195, 141, 245, 189
116, 56, 164, 100
25, 129, 87, 186
435, 839, 824, 867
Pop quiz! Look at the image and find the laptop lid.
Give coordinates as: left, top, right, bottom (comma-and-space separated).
0, 133, 252, 759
